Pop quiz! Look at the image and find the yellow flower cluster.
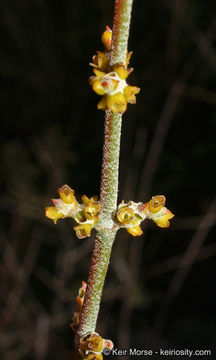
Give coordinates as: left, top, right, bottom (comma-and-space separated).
80, 331, 113, 360
70, 281, 87, 333
45, 185, 100, 239
89, 26, 140, 114
116, 195, 174, 236
116, 201, 145, 236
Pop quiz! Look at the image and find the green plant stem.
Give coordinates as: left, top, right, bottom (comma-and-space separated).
76, 0, 134, 342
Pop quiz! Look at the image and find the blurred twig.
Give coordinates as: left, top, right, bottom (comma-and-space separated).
151, 198, 216, 336
145, 243, 216, 278
117, 16, 216, 353
0, 228, 43, 328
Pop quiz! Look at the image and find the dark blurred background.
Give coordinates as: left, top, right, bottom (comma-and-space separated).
0, 0, 216, 359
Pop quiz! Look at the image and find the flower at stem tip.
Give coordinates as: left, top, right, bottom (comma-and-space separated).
89, 26, 140, 114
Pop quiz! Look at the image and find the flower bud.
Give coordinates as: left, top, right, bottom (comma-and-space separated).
101, 26, 112, 50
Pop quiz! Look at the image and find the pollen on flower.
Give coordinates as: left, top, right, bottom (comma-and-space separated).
89, 26, 140, 114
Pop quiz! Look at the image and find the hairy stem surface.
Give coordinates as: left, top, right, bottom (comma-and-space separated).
76, 0, 134, 340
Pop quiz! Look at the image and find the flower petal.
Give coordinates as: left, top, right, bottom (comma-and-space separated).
97, 96, 108, 111
106, 92, 127, 114
117, 206, 134, 225
85, 203, 100, 220
126, 51, 133, 66
124, 86, 140, 104
113, 65, 133, 80
58, 184, 76, 204
45, 207, 63, 224
73, 224, 92, 239
127, 225, 143, 236
148, 195, 166, 213
153, 210, 174, 228
92, 79, 106, 95
93, 68, 106, 78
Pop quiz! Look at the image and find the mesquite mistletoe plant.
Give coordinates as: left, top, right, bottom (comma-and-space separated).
45, 1, 174, 359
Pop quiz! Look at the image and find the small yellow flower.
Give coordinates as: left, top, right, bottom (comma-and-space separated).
58, 184, 77, 205
117, 206, 134, 225
124, 86, 140, 104
80, 333, 104, 359
127, 225, 143, 236
45, 207, 63, 224
82, 195, 100, 220
148, 195, 166, 213
91, 51, 109, 72
73, 223, 93, 239
106, 92, 127, 114
113, 64, 133, 80
144, 195, 174, 228
81, 333, 103, 353
79, 332, 113, 359
115, 202, 144, 237
85, 203, 100, 220
90, 70, 119, 96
